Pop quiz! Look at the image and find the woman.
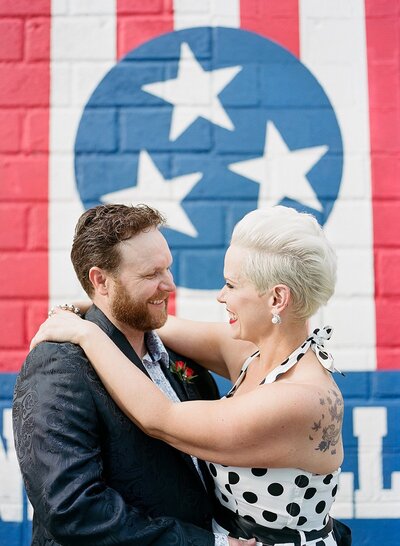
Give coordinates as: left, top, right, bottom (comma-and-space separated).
32, 206, 347, 546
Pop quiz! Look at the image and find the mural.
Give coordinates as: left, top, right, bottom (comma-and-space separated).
1, 1, 399, 544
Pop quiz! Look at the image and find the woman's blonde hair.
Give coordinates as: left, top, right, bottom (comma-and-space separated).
231, 206, 337, 320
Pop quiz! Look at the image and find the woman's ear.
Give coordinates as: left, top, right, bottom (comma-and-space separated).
88, 267, 109, 296
271, 284, 290, 315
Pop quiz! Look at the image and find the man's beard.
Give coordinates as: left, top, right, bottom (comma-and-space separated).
111, 280, 169, 331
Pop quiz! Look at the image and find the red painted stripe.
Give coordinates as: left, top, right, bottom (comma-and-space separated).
167, 292, 176, 316
0, 0, 50, 371
240, 0, 300, 58
365, 1, 400, 370
117, 0, 174, 60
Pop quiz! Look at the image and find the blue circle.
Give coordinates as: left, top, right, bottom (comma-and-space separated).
74, 27, 343, 290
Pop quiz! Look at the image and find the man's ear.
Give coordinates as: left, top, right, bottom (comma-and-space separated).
88, 267, 110, 296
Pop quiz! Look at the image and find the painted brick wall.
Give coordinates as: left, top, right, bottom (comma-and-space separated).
1, 1, 400, 545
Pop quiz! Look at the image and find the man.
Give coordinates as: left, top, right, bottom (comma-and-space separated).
13, 204, 253, 546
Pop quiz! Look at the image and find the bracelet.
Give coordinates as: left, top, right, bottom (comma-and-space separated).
48, 304, 82, 318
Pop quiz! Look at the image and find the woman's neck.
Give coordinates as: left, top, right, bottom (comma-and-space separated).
256, 320, 309, 375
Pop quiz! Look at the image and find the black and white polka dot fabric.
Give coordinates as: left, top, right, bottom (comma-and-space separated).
208, 326, 340, 546
226, 326, 337, 398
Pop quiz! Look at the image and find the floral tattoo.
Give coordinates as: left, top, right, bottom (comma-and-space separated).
309, 389, 343, 454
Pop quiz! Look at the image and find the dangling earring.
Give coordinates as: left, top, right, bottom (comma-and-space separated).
271, 312, 281, 325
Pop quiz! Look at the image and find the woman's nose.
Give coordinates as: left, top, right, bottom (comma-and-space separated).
217, 285, 226, 303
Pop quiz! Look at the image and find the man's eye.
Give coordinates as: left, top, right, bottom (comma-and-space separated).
225, 282, 234, 289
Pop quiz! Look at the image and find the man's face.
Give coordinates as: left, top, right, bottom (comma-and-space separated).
108, 228, 176, 331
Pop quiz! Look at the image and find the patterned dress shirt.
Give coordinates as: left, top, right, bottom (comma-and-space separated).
142, 331, 229, 546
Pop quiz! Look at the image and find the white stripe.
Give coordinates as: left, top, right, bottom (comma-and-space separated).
173, 0, 239, 319
176, 288, 227, 322
173, 0, 240, 30
299, 0, 376, 371
49, 0, 117, 304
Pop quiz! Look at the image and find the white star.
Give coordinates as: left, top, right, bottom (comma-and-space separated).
228, 121, 328, 212
142, 42, 242, 141
101, 150, 202, 237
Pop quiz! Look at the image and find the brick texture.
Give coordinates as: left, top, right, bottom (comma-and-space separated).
0, 2, 399, 545
0, 0, 49, 377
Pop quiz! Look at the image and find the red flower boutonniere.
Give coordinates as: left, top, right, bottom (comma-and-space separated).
171, 360, 198, 384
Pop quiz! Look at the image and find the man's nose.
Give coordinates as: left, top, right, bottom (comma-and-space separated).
160, 270, 176, 292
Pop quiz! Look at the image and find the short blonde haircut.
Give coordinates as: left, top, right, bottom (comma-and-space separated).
231, 206, 337, 320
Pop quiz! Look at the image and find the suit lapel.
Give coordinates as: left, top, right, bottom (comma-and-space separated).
161, 358, 189, 401
85, 306, 206, 486
162, 356, 209, 487
164, 350, 204, 402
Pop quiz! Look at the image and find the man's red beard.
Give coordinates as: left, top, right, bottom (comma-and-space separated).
111, 280, 169, 331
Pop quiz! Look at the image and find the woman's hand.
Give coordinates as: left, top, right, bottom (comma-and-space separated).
30, 307, 95, 350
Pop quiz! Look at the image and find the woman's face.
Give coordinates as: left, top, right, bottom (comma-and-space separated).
217, 245, 271, 344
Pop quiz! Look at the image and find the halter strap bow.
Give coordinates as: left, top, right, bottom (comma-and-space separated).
308, 326, 343, 375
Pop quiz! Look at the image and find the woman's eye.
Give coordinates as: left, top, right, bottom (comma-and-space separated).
225, 282, 234, 289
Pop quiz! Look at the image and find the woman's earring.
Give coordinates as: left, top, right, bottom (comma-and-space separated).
271, 312, 281, 325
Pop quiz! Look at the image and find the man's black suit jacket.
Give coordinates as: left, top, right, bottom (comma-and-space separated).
13, 305, 219, 545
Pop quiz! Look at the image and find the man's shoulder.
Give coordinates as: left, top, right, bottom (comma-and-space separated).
19, 341, 90, 382
29, 339, 86, 363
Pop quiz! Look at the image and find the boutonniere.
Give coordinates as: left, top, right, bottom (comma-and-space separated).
170, 360, 198, 383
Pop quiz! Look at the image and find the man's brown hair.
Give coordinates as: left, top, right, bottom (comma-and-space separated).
71, 204, 166, 297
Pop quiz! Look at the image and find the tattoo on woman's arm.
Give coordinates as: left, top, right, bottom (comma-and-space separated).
308, 389, 343, 455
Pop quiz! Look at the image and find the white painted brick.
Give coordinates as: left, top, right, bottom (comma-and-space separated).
72, 62, 115, 106
324, 201, 373, 248
212, 0, 240, 17
323, 296, 376, 349
52, 17, 116, 61
50, 250, 86, 302
334, 248, 374, 296
155, 64, 211, 105
301, 18, 365, 65
334, 155, 369, 199
52, 0, 69, 15
49, 155, 81, 201
174, 0, 239, 29
338, 106, 371, 155
50, 201, 84, 251
309, 64, 360, 107
324, 347, 375, 372
174, 0, 212, 14
331, 472, 355, 518
330, 501, 354, 519
50, 108, 82, 152
300, 0, 373, 365
69, 0, 116, 15
300, 0, 362, 18
176, 288, 226, 322
50, 62, 72, 106
50, 3, 116, 306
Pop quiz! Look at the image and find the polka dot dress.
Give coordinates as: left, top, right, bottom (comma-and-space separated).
207, 327, 340, 545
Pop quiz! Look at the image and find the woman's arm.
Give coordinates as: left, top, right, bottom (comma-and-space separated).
158, 315, 256, 381
70, 303, 255, 381
31, 311, 329, 470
